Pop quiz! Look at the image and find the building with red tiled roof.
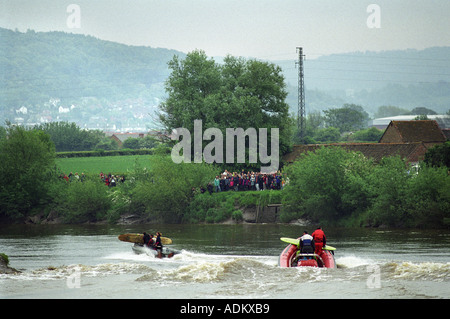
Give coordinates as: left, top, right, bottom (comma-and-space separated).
379, 120, 446, 147
284, 120, 447, 165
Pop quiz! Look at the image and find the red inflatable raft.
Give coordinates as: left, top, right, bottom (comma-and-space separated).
278, 237, 336, 268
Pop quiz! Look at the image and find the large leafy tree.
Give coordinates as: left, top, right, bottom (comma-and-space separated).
282, 146, 374, 224
0, 125, 56, 219
158, 50, 292, 167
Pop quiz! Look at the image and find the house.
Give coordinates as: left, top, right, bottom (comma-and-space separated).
284, 120, 447, 165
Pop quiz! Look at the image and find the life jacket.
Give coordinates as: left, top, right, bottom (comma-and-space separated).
301, 234, 313, 245
300, 234, 314, 253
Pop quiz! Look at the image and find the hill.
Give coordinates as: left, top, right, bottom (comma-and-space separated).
0, 28, 185, 130
1, 28, 449, 129
277, 47, 450, 115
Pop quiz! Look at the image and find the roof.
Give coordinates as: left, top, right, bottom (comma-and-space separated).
283, 143, 429, 164
379, 120, 447, 144
284, 120, 447, 165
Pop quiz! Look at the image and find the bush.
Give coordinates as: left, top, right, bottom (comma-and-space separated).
232, 210, 243, 221
282, 146, 374, 224
364, 156, 410, 227
349, 127, 384, 142
424, 142, 450, 168
131, 156, 218, 223
282, 146, 450, 228
402, 164, 450, 228
0, 126, 56, 220
55, 178, 112, 223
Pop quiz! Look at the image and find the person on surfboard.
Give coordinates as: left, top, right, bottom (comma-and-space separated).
311, 227, 327, 255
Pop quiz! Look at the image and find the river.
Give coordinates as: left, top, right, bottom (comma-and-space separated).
1, 223, 449, 300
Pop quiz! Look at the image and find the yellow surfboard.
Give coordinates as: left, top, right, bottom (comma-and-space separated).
280, 237, 336, 250
118, 233, 173, 245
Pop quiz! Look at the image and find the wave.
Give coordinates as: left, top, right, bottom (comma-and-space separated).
0, 262, 154, 281
3, 249, 449, 285
336, 255, 377, 268
384, 261, 450, 282
136, 256, 277, 283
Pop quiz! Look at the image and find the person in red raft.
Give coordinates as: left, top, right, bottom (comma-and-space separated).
311, 227, 326, 255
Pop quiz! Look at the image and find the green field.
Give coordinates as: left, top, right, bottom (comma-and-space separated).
56, 155, 154, 175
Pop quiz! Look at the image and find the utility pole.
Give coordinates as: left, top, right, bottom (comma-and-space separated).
296, 47, 305, 142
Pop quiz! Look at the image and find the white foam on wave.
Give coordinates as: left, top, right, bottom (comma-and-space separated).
103, 251, 151, 262
335, 255, 377, 268
171, 249, 278, 266
388, 261, 450, 281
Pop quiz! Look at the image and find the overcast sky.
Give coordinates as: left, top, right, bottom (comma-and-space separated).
1, 0, 449, 60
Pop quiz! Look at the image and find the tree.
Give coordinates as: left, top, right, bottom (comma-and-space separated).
374, 105, 410, 118
410, 107, 437, 115
349, 127, 384, 142
34, 122, 104, 152
424, 142, 450, 168
158, 50, 292, 167
403, 164, 450, 228
122, 138, 141, 149
314, 127, 341, 142
282, 146, 374, 224
0, 125, 56, 219
323, 104, 368, 133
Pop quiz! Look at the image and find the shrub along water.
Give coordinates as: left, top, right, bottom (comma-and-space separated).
282, 146, 450, 228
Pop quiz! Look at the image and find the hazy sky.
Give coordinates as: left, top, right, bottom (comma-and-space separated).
1, 0, 449, 59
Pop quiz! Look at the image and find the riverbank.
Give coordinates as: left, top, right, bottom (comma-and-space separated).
6, 190, 286, 226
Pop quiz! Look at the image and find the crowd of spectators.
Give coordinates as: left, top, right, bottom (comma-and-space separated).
99, 172, 125, 187
59, 172, 125, 187
60, 169, 286, 193
200, 170, 286, 195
